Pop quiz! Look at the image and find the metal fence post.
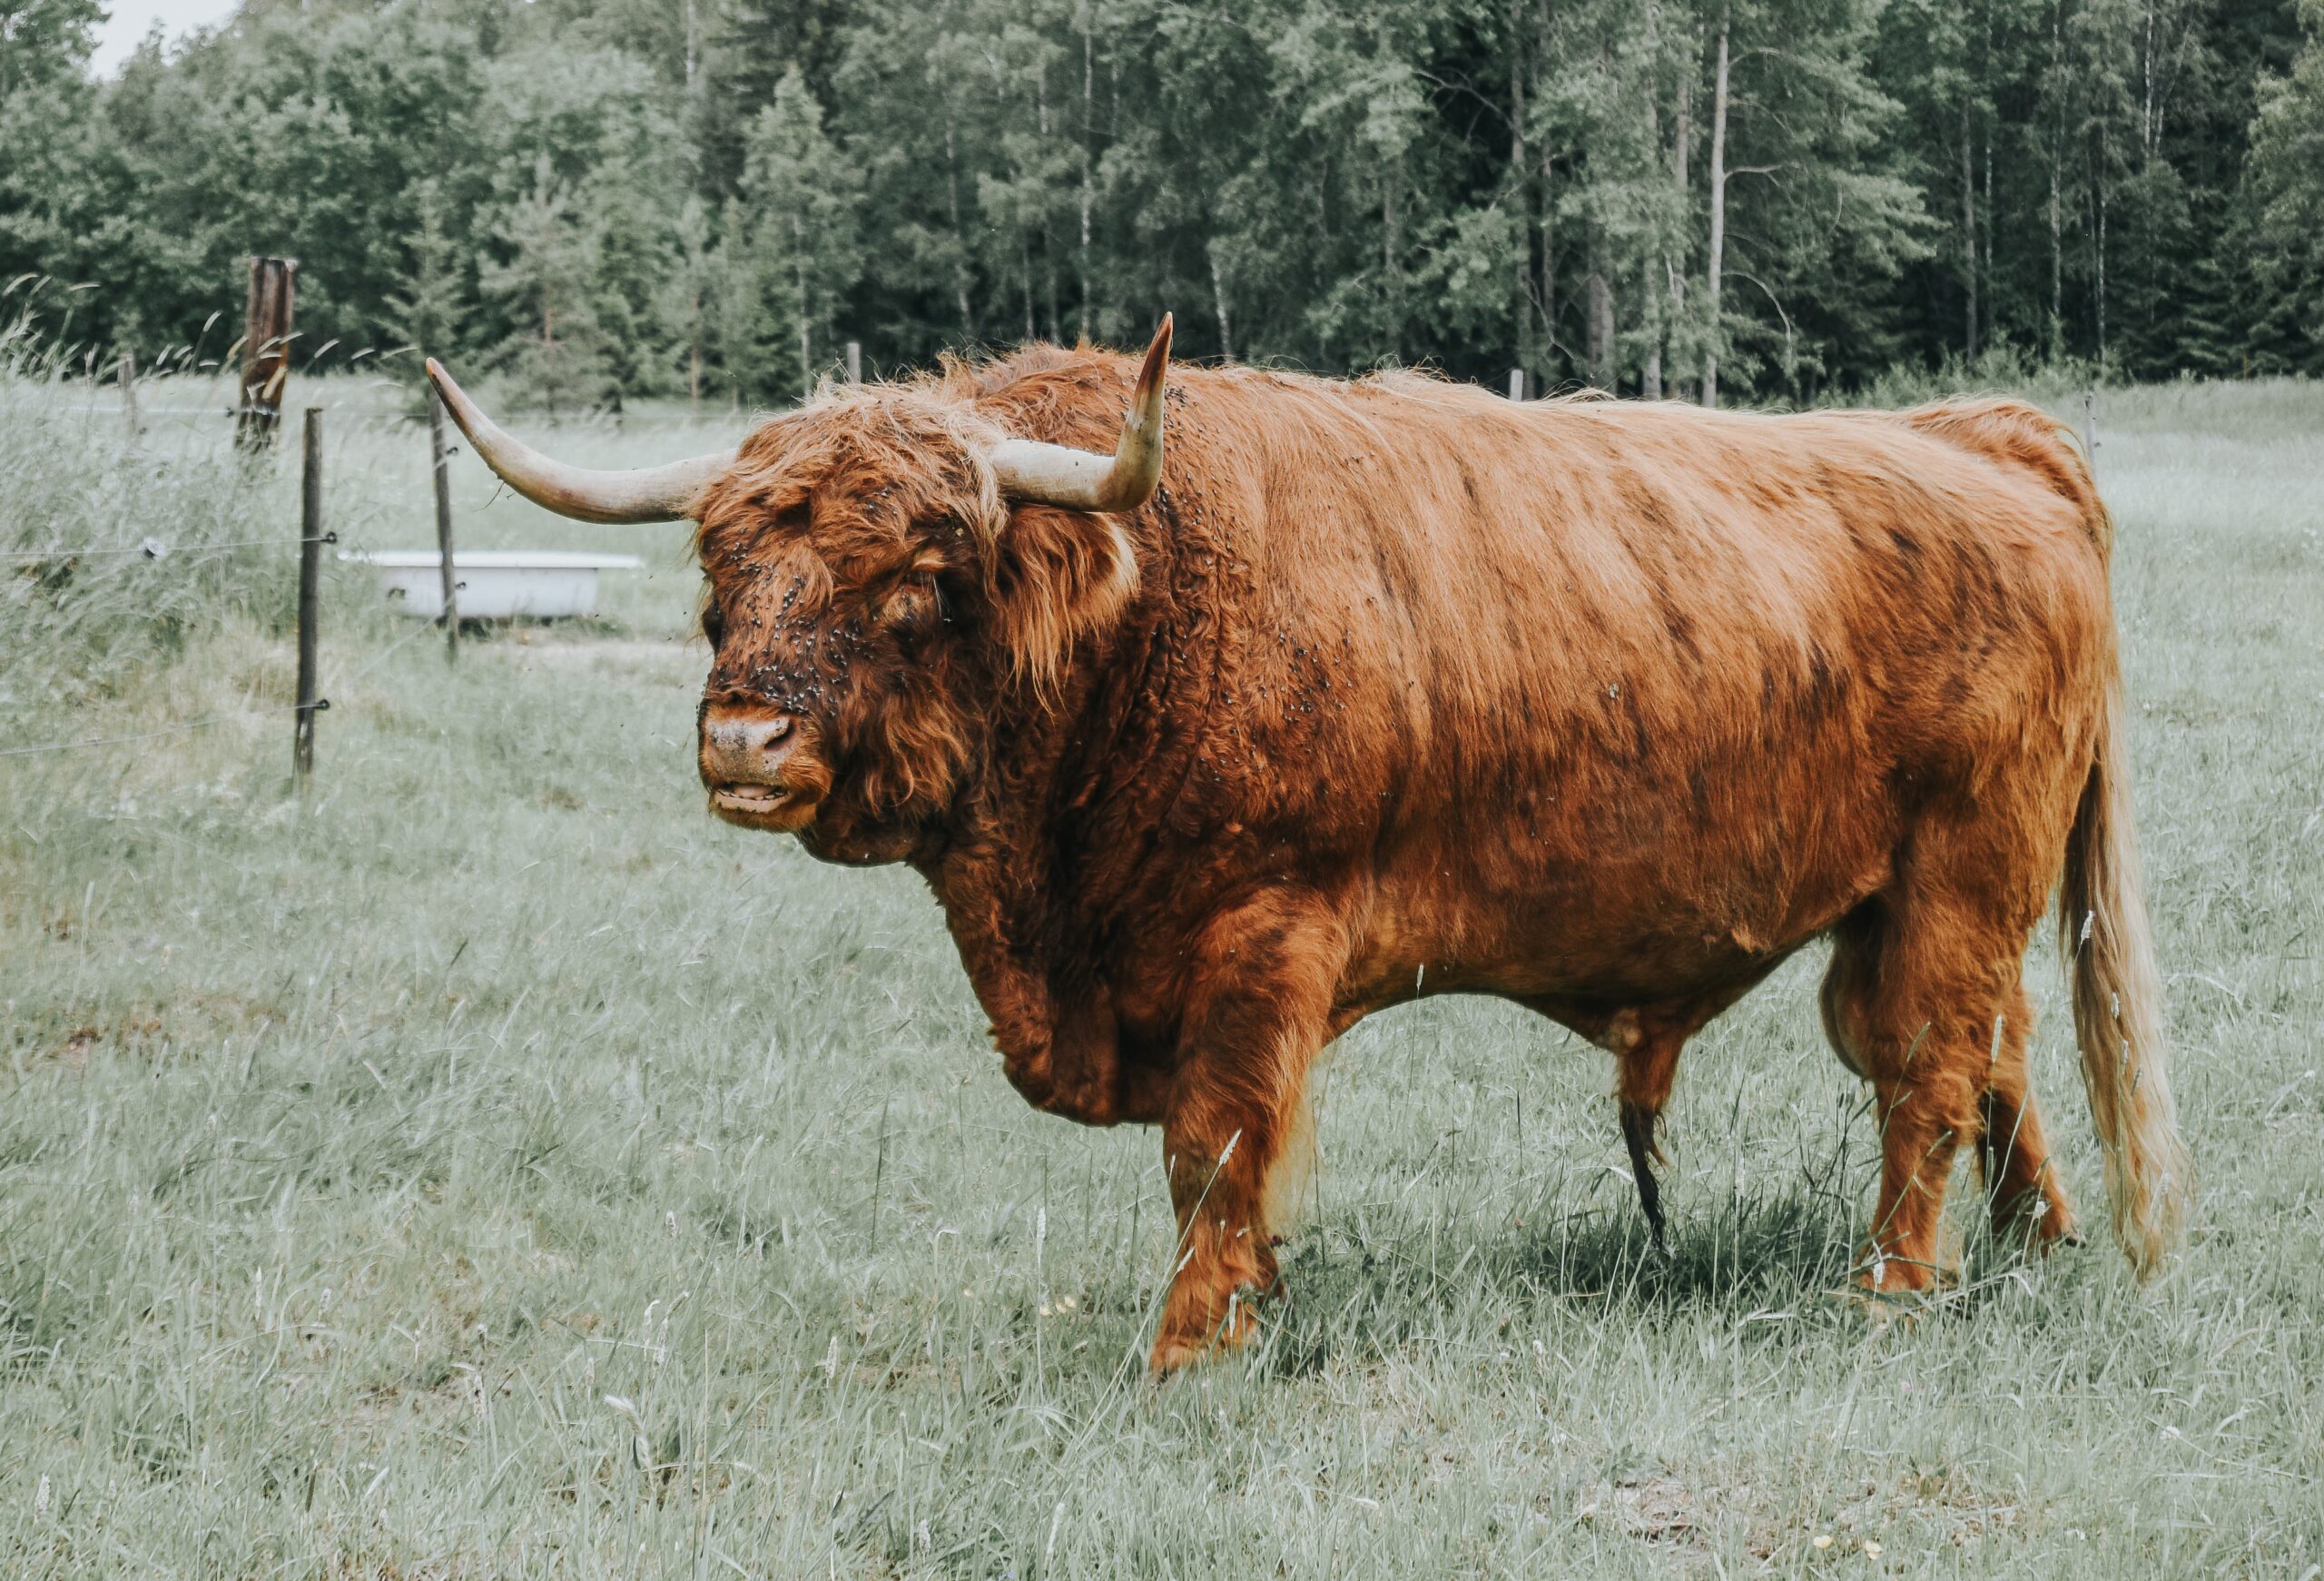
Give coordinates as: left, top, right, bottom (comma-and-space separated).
428, 388, 458, 662
293, 408, 325, 786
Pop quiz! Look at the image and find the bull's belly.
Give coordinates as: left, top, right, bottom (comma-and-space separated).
1336, 825, 1886, 1019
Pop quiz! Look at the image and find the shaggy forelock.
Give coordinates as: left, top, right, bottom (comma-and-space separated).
694, 384, 1013, 578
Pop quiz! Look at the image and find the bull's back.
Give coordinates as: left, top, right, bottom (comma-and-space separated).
1185, 373, 2116, 996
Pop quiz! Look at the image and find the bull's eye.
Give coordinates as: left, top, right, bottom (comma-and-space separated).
701, 602, 726, 648
882, 580, 938, 647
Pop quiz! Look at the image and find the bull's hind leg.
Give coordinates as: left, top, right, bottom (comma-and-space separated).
1148, 892, 1344, 1375
1975, 978, 2079, 1249
1821, 857, 2060, 1292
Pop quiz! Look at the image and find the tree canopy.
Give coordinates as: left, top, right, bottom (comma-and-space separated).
4, 0, 2317, 408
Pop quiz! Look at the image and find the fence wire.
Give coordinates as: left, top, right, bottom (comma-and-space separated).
0, 706, 306, 758
0, 610, 435, 759
5, 532, 336, 561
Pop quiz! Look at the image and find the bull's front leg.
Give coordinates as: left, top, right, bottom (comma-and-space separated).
1149, 890, 1345, 1375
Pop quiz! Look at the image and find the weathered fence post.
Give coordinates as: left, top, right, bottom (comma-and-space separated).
428, 388, 458, 662
1508, 368, 1526, 401
119, 351, 139, 437
845, 340, 862, 384
293, 408, 325, 786
2082, 388, 2098, 471
240, 256, 299, 451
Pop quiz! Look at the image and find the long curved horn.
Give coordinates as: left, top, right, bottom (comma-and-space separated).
986, 315, 1171, 513
425, 359, 731, 525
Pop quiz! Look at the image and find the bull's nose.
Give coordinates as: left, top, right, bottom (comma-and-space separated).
700, 707, 797, 784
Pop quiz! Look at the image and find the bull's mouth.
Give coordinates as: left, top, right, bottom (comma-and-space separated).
707, 782, 818, 833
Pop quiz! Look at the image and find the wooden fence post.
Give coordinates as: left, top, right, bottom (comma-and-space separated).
1508, 368, 1526, 401
293, 408, 325, 786
2082, 388, 2098, 471
845, 340, 862, 383
428, 388, 458, 662
240, 257, 299, 450
119, 351, 139, 437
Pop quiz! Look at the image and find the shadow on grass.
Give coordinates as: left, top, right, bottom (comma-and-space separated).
1257, 1179, 1869, 1378
1251, 1128, 2099, 1379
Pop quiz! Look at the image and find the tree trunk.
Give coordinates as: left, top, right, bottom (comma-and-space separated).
1984, 133, 1994, 290
2093, 138, 2108, 371
1512, 17, 1534, 382
1701, 5, 1729, 408
796, 279, 812, 394
1379, 18, 1403, 358
945, 126, 975, 337
789, 214, 812, 394
689, 288, 704, 407
1038, 72, 1060, 342
1383, 164, 1403, 357
1672, 49, 1691, 400
1078, 12, 1095, 341
2049, 153, 2063, 360
1539, 146, 1556, 369
1641, 257, 1662, 399
1211, 247, 1235, 362
1022, 232, 1038, 343
1961, 99, 1979, 359
1639, 4, 1664, 399
1586, 235, 1613, 389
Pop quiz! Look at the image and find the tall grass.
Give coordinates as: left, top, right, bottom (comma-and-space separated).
0, 326, 301, 721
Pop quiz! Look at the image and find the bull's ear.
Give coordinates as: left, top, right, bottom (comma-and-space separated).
987, 505, 1139, 694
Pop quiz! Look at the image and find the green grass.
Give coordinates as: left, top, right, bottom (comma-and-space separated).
3, 371, 2320, 1576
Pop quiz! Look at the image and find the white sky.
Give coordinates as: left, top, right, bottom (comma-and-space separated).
90, 0, 244, 77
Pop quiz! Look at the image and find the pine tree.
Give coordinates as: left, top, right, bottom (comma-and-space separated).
739, 66, 862, 399
383, 178, 466, 387
2242, 0, 2324, 371
665, 194, 717, 407
589, 166, 677, 406
478, 157, 612, 418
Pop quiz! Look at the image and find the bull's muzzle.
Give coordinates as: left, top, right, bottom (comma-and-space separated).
699, 704, 825, 832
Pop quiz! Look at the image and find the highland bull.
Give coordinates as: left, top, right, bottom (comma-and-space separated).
428, 321, 2189, 1372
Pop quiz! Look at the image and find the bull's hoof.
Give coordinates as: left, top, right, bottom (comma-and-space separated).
1824, 1285, 1929, 1328
1147, 1338, 1209, 1376
1989, 1190, 2081, 1254
1147, 1282, 1275, 1377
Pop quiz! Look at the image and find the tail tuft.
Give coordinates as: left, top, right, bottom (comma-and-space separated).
2059, 683, 2191, 1277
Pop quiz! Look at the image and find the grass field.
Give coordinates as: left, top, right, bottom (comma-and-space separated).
3, 370, 2319, 1576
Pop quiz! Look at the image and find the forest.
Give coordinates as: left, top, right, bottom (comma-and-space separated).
4, 0, 2322, 410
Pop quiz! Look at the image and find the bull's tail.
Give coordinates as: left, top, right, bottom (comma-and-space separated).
2059, 662, 2191, 1280
1902, 397, 2184, 1272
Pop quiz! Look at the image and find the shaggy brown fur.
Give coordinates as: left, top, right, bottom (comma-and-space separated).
687, 342, 2190, 1372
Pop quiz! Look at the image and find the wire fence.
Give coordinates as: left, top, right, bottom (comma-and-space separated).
5, 532, 336, 561
0, 706, 308, 759
0, 610, 436, 759
3, 391, 449, 768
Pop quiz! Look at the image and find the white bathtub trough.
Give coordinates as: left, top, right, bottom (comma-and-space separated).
343, 549, 645, 620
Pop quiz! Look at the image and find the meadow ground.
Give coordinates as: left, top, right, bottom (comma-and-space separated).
2, 370, 2319, 1576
